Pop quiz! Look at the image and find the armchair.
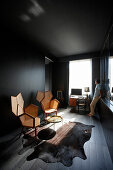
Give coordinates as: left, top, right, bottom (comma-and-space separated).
11, 93, 40, 137
36, 91, 59, 117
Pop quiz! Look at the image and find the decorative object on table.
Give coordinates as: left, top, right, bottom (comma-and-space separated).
36, 90, 59, 117
46, 115, 63, 130
11, 93, 40, 137
84, 87, 90, 98
46, 115, 63, 123
26, 122, 94, 167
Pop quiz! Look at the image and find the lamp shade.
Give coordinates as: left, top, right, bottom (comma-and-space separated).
84, 87, 90, 92
112, 87, 113, 93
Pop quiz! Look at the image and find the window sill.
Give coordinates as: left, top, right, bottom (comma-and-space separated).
101, 98, 113, 113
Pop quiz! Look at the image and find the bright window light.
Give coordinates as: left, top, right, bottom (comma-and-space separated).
69, 59, 92, 96
109, 57, 113, 91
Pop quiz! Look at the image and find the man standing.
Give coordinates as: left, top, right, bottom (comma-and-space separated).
88, 79, 102, 116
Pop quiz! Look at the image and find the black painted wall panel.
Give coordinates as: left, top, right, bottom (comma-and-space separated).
52, 62, 69, 107
45, 63, 52, 91
0, 30, 45, 136
96, 18, 113, 163
99, 99, 113, 162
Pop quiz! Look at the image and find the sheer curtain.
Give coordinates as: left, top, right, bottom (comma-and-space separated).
69, 59, 92, 96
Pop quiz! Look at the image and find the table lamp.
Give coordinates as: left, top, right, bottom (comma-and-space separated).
84, 87, 90, 98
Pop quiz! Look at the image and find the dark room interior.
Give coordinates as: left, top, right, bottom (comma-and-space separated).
0, 0, 113, 170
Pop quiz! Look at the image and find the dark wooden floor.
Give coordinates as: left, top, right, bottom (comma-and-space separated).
0, 107, 113, 170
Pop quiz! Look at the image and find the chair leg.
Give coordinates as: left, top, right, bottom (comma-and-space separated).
35, 128, 37, 137
56, 111, 57, 116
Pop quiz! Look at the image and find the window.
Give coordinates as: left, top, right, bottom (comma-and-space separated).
108, 57, 113, 92
69, 59, 92, 96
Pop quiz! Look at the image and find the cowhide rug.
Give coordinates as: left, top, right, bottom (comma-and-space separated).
25, 122, 94, 167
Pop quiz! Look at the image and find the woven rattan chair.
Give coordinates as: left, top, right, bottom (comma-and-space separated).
11, 93, 40, 137
36, 91, 59, 117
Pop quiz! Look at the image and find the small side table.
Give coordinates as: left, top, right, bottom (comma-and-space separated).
46, 115, 63, 130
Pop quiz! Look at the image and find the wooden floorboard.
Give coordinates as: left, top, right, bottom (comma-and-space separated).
0, 107, 113, 170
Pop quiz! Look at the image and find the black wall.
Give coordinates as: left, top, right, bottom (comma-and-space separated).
52, 62, 69, 107
45, 63, 52, 91
99, 99, 113, 162
0, 28, 45, 136
98, 17, 113, 163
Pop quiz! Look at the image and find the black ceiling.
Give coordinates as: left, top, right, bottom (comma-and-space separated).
1, 0, 113, 58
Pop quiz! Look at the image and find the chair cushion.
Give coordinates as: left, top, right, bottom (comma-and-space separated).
21, 117, 40, 127
50, 99, 59, 109
45, 109, 57, 113
24, 104, 38, 117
